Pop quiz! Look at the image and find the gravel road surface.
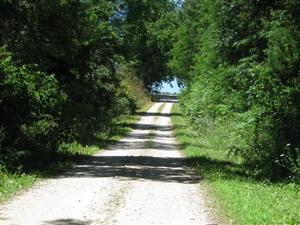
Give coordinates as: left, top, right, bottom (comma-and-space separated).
0, 100, 219, 225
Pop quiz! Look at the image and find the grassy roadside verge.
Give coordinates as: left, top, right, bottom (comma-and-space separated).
171, 103, 300, 225
0, 102, 153, 202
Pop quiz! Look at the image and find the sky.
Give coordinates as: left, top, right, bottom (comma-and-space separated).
159, 79, 181, 94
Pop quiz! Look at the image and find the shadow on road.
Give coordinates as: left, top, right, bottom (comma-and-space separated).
42, 218, 91, 225
135, 112, 182, 117
151, 94, 178, 103
58, 155, 200, 184
53, 105, 202, 184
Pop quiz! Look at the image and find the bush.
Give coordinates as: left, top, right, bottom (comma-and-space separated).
0, 48, 66, 166
172, 0, 300, 181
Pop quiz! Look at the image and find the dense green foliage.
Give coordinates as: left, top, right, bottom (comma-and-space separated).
0, 0, 117, 170
171, 0, 300, 180
120, 0, 178, 87
0, 0, 170, 173
0, 49, 66, 168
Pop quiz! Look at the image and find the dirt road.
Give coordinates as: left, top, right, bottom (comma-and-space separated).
0, 100, 218, 225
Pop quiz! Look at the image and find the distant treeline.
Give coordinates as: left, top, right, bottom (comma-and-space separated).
170, 0, 300, 181
0, 1, 176, 170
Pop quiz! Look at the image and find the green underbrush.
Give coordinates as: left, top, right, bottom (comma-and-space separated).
0, 103, 151, 202
171, 103, 300, 225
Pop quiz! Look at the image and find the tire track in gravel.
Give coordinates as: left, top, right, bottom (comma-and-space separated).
94, 104, 165, 225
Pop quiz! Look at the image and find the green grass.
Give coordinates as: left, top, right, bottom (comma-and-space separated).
157, 102, 165, 113
171, 103, 300, 225
144, 131, 156, 148
144, 103, 165, 148
0, 103, 153, 202
0, 171, 38, 201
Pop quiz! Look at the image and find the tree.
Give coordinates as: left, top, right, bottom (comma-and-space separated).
170, 0, 300, 180
120, 0, 178, 88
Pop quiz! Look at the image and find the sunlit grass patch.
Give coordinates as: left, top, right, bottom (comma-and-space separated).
0, 171, 38, 202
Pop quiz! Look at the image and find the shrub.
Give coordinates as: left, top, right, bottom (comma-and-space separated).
0, 48, 66, 166
172, 0, 300, 181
